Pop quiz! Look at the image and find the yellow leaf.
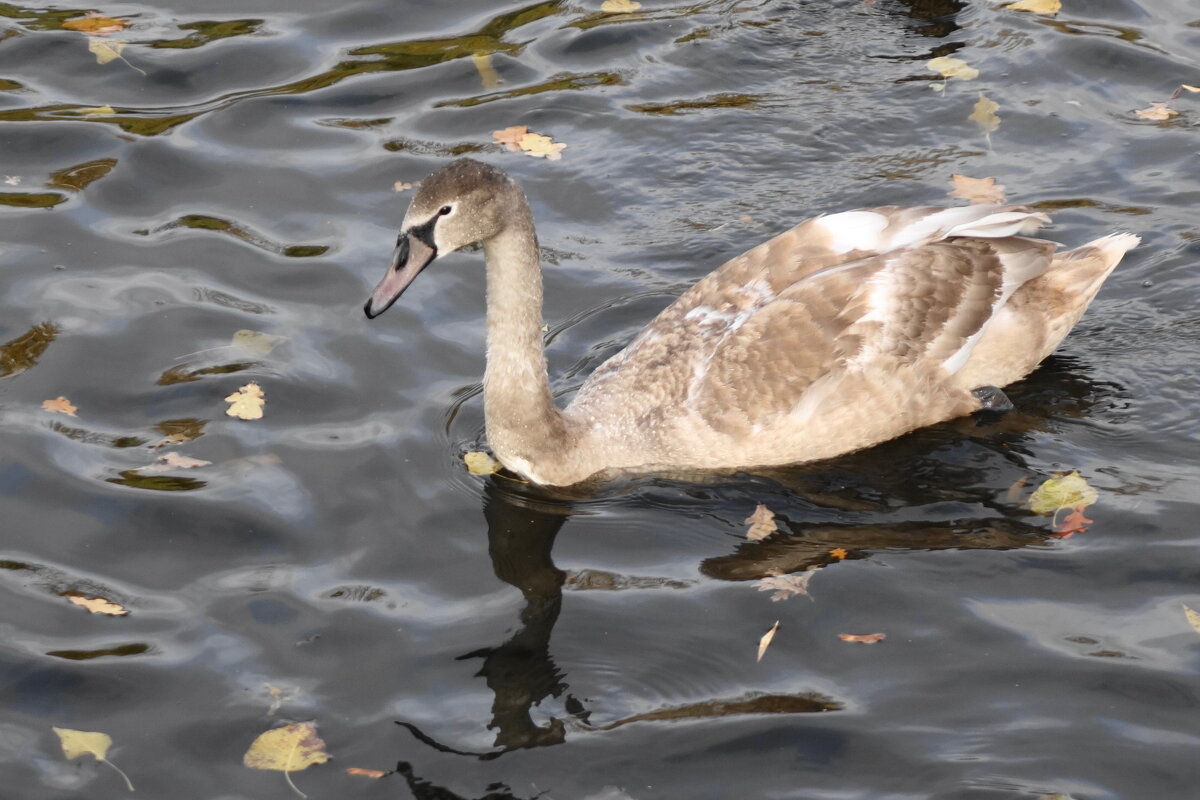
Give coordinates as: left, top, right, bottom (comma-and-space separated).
79, 104, 115, 117
52, 727, 135, 791
225, 381, 265, 420
232, 329, 287, 355
744, 503, 777, 541
601, 0, 642, 11
517, 132, 567, 160
1028, 471, 1098, 515
63, 15, 129, 34
472, 52, 501, 90
64, 592, 128, 616
464, 450, 499, 475
347, 767, 389, 778
830, 547, 848, 560
1135, 102, 1178, 121
1184, 605, 1200, 635
756, 620, 779, 662
949, 173, 1007, 204
1005, 0, 1061, 13
1181, 85, 1200, 93
87, 38, 125, 65
969, 95, 1001, 133
42, 395, 77, 416
243, 721, 331, 772
926, 56, 979, 81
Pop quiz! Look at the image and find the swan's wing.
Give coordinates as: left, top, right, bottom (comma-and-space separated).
690, 234, 1058, 433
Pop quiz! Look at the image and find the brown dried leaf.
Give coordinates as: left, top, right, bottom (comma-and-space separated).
63, 15, 129, 35
42, 396, 77, 416
830, 547, 848, 560
744, 503, 777, 541
346, 767, 390, 778
838, 633, 885, 644
140, 451, 212, 474
949, 174, 1006, 204
225, 382, 265, 420
756, 572, 813, 601
64, 593, 128, 616
756, 620, 780, 662
1135, 102, 1178, 121
492, 125, 528, 151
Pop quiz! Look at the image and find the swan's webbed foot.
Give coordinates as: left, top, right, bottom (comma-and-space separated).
971, 385, 1013, 424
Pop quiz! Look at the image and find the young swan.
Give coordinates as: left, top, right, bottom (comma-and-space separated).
365, 158, 1138, 487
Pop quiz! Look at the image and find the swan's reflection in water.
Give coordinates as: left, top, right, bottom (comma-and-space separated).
393, 357, 1110, 792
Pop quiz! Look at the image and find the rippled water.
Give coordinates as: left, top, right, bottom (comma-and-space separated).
1, 0, 1198, 797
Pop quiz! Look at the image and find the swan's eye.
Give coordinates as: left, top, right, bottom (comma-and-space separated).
438, 205, 453, 216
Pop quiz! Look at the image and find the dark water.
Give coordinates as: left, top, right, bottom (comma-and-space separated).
2, 0, 1198, 798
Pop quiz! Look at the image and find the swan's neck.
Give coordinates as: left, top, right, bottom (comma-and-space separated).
482, 211, 571, 476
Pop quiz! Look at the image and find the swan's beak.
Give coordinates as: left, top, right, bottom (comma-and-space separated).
364, 230, 437, 319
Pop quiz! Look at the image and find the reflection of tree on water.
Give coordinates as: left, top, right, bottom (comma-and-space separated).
395, 356, 1113, 790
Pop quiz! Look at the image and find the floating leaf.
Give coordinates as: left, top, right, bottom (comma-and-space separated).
346, 767, 389, 778
63, 15, 128, 34
927, 56, 979, 81
756, 620, 779, 662
87, 38, 125, 64
393, 181, 413, 192
1054, 507, 1093, 538
1028, 471, 1098, 515
970, 95, 1001, 133
140, 451, 212, 474
42, 396, 77, 416
838, 633, 885, 644
464, 450, 500, 475
492, 125, 528, 151
225, 381, 265, 420
52, 727, 135, 791
472, 52, 501, 89
1005, 0, 1061, 14
64, 593, 128, 616
79, 105, 115, 117
830, 547, 848, 560
1184, 604, 1200, 635
601, 0, 642, 11
517, 132, 566, 160
949, 173, 1006, 204
1135, 102, 1178, 121
232, 329, 286, 356
756, 572, 813, 601
744, 503, 777, 541
4, 175, 18, 185
243, 721, 330, 798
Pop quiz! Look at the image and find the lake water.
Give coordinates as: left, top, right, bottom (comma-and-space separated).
1, 0, 1198, 798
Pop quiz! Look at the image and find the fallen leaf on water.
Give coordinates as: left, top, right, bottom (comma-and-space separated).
949, 173, 1006, 204
1053, 507, 1093, 538
472, 52, 501, 89
42, 396, 77, 416
970, 95, 1001, 133
1006, 475, 1029, 502
233, 329, 287, 356
64, 592, 128, 616
346, 767, 390, 778
756, 620, 779, 662
756, 571, 813, 601
839, 633, 885, 644
1005, 0, 1061, 14
87, 38, 125, 64
830, 547, 848, 560
1135, 102, 1178, 121
744, 503, 777, 541
518, 132, 566, 160
464, 451, 500, 475
225, 382, 265, 420
63, 15, 129, 34
1183, 604, 1200, 635
393, 181, 413, 192
141, 451, 212, 474
243, 721, 330, 797
79, 105, 116, 117
1029, 471, 1098, 515
4, 176, 19, 185
601, 0, 642, 11
492, 125, 528, 151
1181, 85, 1200, 93
926, 56, 979, 82
53, 727, 135, 792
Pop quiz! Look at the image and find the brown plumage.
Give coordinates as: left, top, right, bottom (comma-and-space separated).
365, 159, 1139, 486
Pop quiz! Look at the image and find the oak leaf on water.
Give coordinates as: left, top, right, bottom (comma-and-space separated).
225, 381, 265, 420
949, 174, 1006, 204
1135, 102, 1178, 121
52, 727, 135, 791
64, 592, 128, 616
42, 396, 77, 416
517, 132, 566, 160
970, 95, 1001, 133
926, 56, 979, 81
744, 503, 777, 541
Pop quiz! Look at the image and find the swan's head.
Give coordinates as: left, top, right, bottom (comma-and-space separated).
364, 158, 518, 319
